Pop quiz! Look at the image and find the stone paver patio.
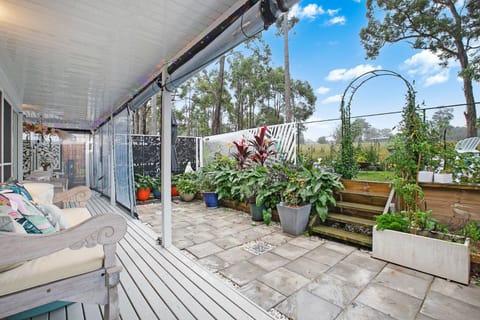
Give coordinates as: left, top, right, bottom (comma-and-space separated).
137, 200, 480, 320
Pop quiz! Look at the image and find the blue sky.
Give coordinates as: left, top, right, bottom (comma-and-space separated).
258, 0, 479, 140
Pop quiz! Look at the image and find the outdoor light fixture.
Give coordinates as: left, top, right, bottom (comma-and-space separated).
127, 0, 299, 112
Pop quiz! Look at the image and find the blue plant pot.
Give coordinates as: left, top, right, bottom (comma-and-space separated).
152, 188, 161, 199
203, 192, 218, 208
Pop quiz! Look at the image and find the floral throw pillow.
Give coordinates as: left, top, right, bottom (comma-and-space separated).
0, 193, 55, 234
0, 181, 34, 201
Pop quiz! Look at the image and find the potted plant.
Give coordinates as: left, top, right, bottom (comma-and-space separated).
232, 166, 269, 221
176, 178, 198, 202
276, 172, 313, 235
152, 177, 161, 199
374, 96, 470, 284
198, 171, 218, 208
134, 174, 153, 201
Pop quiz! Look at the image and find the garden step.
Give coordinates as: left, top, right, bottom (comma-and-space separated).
327, 213, 375, 227
311, 225, 372, 248
336, 201, 384, 214
339, 190, 389, 199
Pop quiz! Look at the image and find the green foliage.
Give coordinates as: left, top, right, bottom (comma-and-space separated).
175, 178, 198, 195
134, 174, 155, 190
282, 167, 343, 222
459, 221, 480, 242
375, 213, 409, 232
231, 166, 269, 203
262, 208, 272, 226
360, 0, 479, 135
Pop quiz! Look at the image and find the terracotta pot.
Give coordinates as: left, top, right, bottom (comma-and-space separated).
136, 188, 151, 201
171, 185, 179, 197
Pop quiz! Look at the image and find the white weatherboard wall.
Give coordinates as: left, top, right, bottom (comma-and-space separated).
372, 226, 470, 284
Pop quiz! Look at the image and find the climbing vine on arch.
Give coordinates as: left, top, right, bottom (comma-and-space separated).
336, 70, 416, 179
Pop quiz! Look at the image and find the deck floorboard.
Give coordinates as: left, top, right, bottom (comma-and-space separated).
36, 193, 272, 320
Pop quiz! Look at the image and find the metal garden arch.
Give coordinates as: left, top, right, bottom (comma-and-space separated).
338, 70, 415, 178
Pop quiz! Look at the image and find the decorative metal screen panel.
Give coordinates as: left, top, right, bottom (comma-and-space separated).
203, 123, 297, 166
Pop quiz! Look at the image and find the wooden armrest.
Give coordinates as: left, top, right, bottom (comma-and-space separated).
0, 214, 127, 266
53, 186, 92, 207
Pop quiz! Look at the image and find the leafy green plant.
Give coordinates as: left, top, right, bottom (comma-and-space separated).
231, 166, 269, 203
460, 221, 480, 242
134, 174, 155, 190
281, 167, 343, 222
375, 213, 409, 232
262, 208, 272, 226
175, 178, 198, 195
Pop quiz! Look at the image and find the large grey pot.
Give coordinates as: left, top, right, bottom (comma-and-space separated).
276, 203, 312, 235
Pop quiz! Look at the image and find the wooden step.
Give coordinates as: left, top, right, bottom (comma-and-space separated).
327, 213, 375, 227
311, 225, 372, 247
336, 201, 384, 214
339, 190, 388, 199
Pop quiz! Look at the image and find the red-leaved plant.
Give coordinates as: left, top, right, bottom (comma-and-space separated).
249, 126, 276, 166
232, 138, 252, 170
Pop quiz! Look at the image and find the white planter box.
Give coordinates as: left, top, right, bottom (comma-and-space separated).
372, 226, 470, 284
417, 171, 433, 183
433, 173, 453, 184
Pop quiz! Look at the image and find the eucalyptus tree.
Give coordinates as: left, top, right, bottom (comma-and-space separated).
275, 14, 299, 123
360, 0, 480, 137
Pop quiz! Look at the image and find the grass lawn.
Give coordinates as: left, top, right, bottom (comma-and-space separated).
354, 171, 396, 182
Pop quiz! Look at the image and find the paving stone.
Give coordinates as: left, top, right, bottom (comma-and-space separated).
233, 228, 265, 243
188, 223, 214, 233
373, 265, 432, 299
186, 241, 224, 258
385, 263, 434, 282
258, 267, 310, 296
239, 280, 286, 310
421, 289, 480, 320
251, 224, 275, 235
219, 261, 266, 286
212, 236, 243, 250
306, 273, 362, 308
303, 245, 346, 266
288, 236, 324, 250
322, 240, 356, 255
356, 283, 422, 320
336, 302, 395, 320
188, 231, 216, 244
429, 277, 480, 308
284, 256, 330, 279
248, 252, 290, 271
172, 237, 195, 250
275, 289, 342, 320
271, 243, 309, 260
415, 314, 436, 320
216, 246, 255, 264
260, 233, 294, 246
197, 255, 230, 272
172, 221, 191, 229
206, 219, 233, 229
342, 250, 386, 273
327, 261, 378, 288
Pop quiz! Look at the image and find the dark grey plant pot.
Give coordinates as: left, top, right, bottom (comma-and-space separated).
276, 203, 312, 236
249, 203, 265, 222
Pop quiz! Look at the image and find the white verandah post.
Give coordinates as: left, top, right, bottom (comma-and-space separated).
161, 69, 172, 248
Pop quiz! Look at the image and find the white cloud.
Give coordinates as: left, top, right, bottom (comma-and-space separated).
321, 94, 342, 104
289, 3, 325, 19
402, 50, 451, 87
325, 64, 382, 81
425, 70, 449, 87
316, 86, 330, 95
327, 16, 346, 25
327, 9, 340, 16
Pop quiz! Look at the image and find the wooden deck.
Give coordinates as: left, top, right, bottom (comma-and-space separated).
26, 194, 272, 320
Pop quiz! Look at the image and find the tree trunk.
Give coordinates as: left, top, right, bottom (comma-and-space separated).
212, 55, 225, 135
283, 17, 292, 123
463, 77, 477, 137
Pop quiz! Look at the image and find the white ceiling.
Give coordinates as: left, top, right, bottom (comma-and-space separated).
0, 0, 242, 129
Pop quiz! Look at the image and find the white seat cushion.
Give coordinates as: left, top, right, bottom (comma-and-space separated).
23, 183, 55, 205
0, 209, 104, 296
